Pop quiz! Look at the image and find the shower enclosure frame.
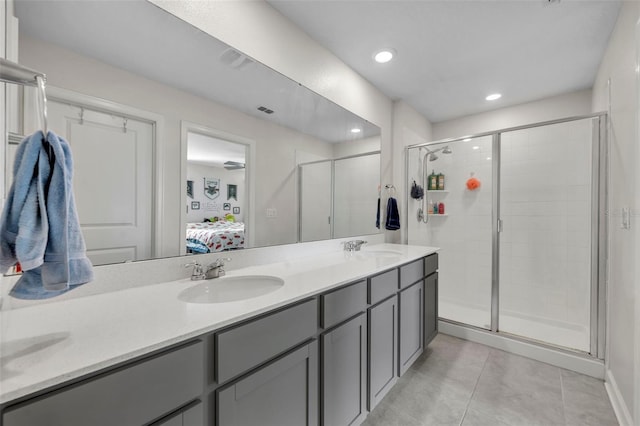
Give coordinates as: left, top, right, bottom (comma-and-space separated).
298, 150, 381, 242
404, 113, 608, 359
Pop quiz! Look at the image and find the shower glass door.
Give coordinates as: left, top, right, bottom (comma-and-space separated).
498, 118, 595, 352
407, 137, 493, 329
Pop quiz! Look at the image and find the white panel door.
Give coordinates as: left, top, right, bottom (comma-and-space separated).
47, 100, 154, 265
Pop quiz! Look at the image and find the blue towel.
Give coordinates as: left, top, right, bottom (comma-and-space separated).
0, 131, 94, 299
385, 197, 400, 230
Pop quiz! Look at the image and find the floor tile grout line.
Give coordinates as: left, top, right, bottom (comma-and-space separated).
458, 347, 492, 426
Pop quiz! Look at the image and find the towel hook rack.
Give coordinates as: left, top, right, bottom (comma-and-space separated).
385, 184, 396, 196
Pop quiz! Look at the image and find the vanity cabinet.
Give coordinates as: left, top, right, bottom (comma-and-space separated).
153, 402, 204, 426
2, 341, 204, 426
1, 251, 440, 426
217, 341, 318, 426
321, 314, 367, 426
424, 254, 439, 345
215, 299, 318, 384
319, 280, 368, 426
367, 295, 398, 410
424, 272, 438, 345
398, 258, 425, 376
399, 280, 424, 376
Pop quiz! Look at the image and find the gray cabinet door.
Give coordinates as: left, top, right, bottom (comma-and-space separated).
424, 272, 438, 345
399, 280, 424, 376
321, 314, 367, 426
367, 295, 398, 410
217, 341, 318, 426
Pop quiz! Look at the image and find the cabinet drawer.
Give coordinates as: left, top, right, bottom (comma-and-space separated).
3, 341, 204, 426
321, 280, 367, 328
216, 299, 318, 384
424, 253, 438, 276
400, 259, 424, 289
368, 269, 398, 305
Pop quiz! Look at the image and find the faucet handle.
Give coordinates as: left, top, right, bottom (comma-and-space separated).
211, 257, 232, 267
184, 261, 204, 280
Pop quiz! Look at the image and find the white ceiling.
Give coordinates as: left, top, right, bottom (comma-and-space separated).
267, 0, 622, 123
187, 133, 246, 168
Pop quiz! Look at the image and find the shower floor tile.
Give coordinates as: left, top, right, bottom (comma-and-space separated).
362, 334, 618, 426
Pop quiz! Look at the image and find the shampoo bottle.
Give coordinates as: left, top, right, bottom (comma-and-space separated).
433, 200, 438, 214
438, 202, 445, 214
429, 171, 437, 190
438, 173, 445, 190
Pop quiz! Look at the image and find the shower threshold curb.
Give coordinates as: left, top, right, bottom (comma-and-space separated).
439, 320, 605, 379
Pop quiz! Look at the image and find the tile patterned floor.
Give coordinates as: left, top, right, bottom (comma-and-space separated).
362, 334, 618, 426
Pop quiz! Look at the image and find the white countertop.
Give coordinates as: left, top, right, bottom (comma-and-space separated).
0, 243, 437, 405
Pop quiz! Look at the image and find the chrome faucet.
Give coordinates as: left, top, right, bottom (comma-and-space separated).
204, 257, 231, 279
184, 257, 231, 280
342, 240, 367, 252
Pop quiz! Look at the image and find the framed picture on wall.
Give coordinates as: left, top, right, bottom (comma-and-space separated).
233, 207, 240, 214
186, 180, 194, 199
223, 203, 231, 211
227, 184, 238, 200
204, 177, 220, 200
191, 201, 200, 210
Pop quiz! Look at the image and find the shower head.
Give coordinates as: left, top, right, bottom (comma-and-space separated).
423, 146, 452, 162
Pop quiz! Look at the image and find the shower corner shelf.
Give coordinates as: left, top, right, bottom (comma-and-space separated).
427, 213, 449, 217
427, 190, 449, 194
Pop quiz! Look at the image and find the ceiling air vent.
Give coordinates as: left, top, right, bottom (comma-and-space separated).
224, 161, 245, 170
257, 106, 274, 114
219, 48, 254, 70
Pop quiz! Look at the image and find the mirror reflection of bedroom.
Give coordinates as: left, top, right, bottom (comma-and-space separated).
185, 132, 247, 254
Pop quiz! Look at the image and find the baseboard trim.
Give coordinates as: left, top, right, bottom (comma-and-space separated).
604, 369, 634, 426
439, 320, 605, 379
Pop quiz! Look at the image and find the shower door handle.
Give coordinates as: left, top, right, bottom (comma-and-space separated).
497, 219, 504, 233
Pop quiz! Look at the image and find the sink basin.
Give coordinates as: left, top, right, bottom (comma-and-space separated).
178, 275, 285, 303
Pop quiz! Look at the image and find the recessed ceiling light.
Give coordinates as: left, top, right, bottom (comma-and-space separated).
374, 49, 395, 63
463, 138, 472, 142
351, 128, 362, 134
487, 157, 492, 160
472, 146, 480, 150
486, 93, 502, 101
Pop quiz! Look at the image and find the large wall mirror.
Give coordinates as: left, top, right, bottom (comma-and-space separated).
5, 0, 381, 267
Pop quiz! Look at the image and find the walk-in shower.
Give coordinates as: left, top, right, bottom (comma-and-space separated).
405, 114, 606, 359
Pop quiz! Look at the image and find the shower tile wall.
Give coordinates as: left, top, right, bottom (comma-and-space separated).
408, 137, 494, 329
499, 120, 592, 352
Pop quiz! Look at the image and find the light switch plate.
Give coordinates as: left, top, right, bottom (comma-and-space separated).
621, 207, 631, 229
266, 208, 277, 218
